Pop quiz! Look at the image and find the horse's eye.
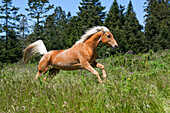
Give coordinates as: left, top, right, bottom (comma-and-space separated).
107, 35, 111, 38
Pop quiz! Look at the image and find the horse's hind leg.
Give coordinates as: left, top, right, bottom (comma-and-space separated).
34, 55, 50, 80
43, 68, 60, 81
34, 72, 41, 81
34, 64, 50, 81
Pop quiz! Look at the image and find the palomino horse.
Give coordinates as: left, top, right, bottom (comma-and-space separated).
23, 26, 118, 84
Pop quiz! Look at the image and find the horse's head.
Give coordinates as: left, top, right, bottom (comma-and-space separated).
101, 31, 118, 49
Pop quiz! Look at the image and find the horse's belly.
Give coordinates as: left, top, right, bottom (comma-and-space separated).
53, 64, 82, 70
52, 61, 82, 70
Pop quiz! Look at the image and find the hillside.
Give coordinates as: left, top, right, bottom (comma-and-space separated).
0, 50, 169, 112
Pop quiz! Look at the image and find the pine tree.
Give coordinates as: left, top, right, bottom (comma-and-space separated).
0, 0, 20, 35
0, 29, 22, 63
104, 0, 126, 55
5, 29, 22, 63
105, 0, 146, 54
0, 36, 6, 64
66, 16, 83, 47
19, 15, 29, 39
25, 0, 54, 25
25, 0, 54, 41
0, 0, 22, 63
123, 0, 146, 53
43, 6, 71, 50
77, 0, 106, 32
105, 0, 120, 31
144, 0, 170, 51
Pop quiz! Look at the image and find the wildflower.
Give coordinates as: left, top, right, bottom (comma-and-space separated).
62, 101, 67, 107
85, 74, 87, 76
120, 66, 122, 68
147, 105, 150, 108
49, 65, 52, 67
128, 78, 131, 80
130, 72, 132, 74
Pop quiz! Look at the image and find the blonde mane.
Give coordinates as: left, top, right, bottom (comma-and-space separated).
75, 26, 110, 44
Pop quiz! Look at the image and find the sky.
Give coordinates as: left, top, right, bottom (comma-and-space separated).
4, 0, 146, 26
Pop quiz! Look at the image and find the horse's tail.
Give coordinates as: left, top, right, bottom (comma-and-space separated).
23, 40, 47, 62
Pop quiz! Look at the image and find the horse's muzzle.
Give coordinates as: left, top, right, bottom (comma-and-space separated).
111, 45, 118, 49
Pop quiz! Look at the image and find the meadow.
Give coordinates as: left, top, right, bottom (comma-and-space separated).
0, 50, 169, 112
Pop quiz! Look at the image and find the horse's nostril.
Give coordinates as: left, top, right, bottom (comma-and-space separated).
115, 45, 118, 49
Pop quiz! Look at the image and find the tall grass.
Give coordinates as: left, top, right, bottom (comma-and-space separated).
0, 50, 169, 112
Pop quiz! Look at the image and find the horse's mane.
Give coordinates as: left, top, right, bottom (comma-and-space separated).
75, 26, 110, 44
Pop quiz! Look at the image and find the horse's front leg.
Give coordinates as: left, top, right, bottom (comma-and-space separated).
92, 61, 107, 81
81, 61, 103, 84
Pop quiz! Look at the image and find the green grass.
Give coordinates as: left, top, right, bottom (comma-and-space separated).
0, 50, 170, 112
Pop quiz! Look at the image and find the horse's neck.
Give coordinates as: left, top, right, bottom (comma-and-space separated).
84, 32, 102, 51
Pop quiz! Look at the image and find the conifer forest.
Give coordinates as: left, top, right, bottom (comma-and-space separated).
0, 0, 169, 65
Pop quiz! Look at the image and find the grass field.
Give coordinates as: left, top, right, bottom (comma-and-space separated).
0, 50, 169, 112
